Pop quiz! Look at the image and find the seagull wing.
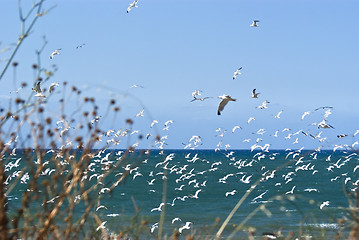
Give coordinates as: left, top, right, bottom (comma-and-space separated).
217, 99, 229, 115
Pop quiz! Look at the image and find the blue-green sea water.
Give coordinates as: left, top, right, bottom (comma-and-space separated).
4, 149, 359, 238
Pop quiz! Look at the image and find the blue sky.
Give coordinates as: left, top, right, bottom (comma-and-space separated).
1, 0, 358, 150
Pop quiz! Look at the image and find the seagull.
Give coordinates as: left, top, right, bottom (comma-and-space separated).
191, 96, 212, 102
48, 82, 59, 93
301, 111, 310, 120
50, 49, 61, 59
150, 202, 165, 212
285, 186, 296, 195
130, 84, 144, 88
257, 100, 270, 109
96, 221, 107, 232
127, 0, 138, 13
192, 89, 202, 98
274, 110, 283, 119
320, 201, 330, 209
32, 81, 42, 93
179, 222, 192, 234
251, 88, 260, 98
32, 81, 46, 97
76, 43, 86, 49
251, 190, 268, 202
314, 106, 333, 111
217, 95, 236, 115
135, 108, 144, 117
233, 67, 242, 79
171, 217, 182, 224
317, 120, 334, 129
250, 20, 260, 27
225, 190, 237, 197
150, 120, 158, 128
247, 117, 255, 124
232, 126, 241, 133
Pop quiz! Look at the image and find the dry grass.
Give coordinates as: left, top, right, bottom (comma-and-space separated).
0, 1, 358, 239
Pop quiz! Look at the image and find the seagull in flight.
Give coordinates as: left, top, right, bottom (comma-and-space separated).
179, 222, 192, 234
233, 67, 242, 79
257, 100, 270, 109
32, 81, 45, 97
251, 88, 260, 98
190, 96, 211, 102
250, 20, 260, 27
50, 49, 61, 59
314, 106, 333, 111
217, 95, 236, 115
76, 43, 86, 49
127, 0, 139, 13
48, 82, 59, 93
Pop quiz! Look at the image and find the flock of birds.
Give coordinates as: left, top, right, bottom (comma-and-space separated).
3, 0, 357, 238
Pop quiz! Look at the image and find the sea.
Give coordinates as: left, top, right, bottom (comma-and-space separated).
3, 148, 359, 239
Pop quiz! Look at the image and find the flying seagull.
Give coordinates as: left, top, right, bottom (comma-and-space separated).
314, 106, 333, 111
217, 95, 236, 115
190, 96, 212, 102
251, 88, 260, 98
48, 82, 59, 93
32, 81, 45, 97
250, 20, 260, 27
233, 67, 242, 79
257, 100, 270, 109
50, 49, 61, 59
127, 0, 138, 13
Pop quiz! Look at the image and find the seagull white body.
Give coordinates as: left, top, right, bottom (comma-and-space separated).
179, 222, 192, 233
171, 217, 182, 224
301, 111, 310, 120
32, 81, 46, 97
275, 110, 283, 119
250, 20, 260, 27
50, 49, 61, 59
217, 95, 236, 115
257, 100, 270, 109
225, 190, 237, 197
320, 201, 330, 209
48, 82, 59, 93
127, 0, 138, 13
247, 117, 255, 124
151, 202, 165, 212
233, 67, 242, 79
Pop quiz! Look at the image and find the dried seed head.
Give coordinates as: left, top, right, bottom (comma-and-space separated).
72, 86, 77, 91
38, 107, 44, 113
114, 107, 120, 112
45, 118, 51, 124
63, 81, 67, 86
32, 64, 38, 69
77, 90, 81, 95
83, 112, 89, 117
156, 135, 161, 141
126, 118, 133, 125
47, 129, 54, 137
37, 77, 42, 81
110, 99, 115, 105
21, 82, 27, 87
89, 97, 95, 103
12, 62, 18, 67
84, 97, 89, 102
75, 136, 82, 142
